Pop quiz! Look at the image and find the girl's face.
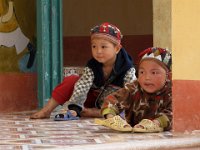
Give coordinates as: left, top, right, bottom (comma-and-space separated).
91, 38, 120, 66
138, 59, 167, 93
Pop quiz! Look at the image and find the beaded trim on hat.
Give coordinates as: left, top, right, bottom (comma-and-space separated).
139, 47, 172, 70
90, 22, 122, 45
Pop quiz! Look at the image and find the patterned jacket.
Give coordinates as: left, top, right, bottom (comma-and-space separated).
101, 80, 172, 131
67, 48, 136, 113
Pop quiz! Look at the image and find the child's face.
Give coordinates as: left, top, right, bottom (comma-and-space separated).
138, 59, 167, 93
91, 38, 120, 66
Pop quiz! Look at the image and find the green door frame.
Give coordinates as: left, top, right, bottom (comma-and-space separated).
36, 0, 63, 108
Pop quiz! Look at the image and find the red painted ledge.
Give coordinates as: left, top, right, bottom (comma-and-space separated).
0, 73, 38, 112
172, 79, 200, 132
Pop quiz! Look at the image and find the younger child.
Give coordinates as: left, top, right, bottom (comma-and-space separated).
95, 47, 172, 132
30, 22, 136, 120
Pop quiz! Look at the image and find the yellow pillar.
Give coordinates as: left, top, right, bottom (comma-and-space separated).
172, 0, 200, 132
153, 0, 200, 132
153, 0, 171, 50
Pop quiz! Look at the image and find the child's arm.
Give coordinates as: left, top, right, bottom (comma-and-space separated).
154, 91, 172, 130
101, 83, 136, 119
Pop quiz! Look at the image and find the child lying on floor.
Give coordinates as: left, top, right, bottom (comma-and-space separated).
95, 47, 172, 133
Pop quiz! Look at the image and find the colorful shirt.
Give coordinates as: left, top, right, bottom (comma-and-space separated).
101, 80, 172, 131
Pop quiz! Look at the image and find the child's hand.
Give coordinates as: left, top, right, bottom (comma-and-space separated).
59, 109, 77, 117
106, 113, 114, 119
152, 119, 161, 127
70, 110, 77, 117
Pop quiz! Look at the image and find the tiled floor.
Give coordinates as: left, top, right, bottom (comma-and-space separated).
0, 111, 200, 150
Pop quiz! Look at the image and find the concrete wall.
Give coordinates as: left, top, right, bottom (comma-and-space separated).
63, 0, 152, 36
172, 0, 200, 132
154, 0, 200, 132
0, 0, 36, 72
153, 0, 171, 50
172, 0, 200, 80
0, 0, 37, 112
63, 0, 153, 66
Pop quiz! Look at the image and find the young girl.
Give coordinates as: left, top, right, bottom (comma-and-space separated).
30, 22, 136, 120
95, 47, 172, 132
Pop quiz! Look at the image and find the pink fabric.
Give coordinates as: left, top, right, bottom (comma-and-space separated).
52, 75, 79, 104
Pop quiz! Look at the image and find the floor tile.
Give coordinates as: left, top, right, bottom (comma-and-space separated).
0, 111, 200, 150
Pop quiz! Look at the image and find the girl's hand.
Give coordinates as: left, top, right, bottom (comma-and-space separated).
153, 119, 161, 127
106, 113, 115, 119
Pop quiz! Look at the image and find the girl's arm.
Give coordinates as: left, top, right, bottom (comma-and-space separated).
101, 83, 137, 118
155, 90, 172, 130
